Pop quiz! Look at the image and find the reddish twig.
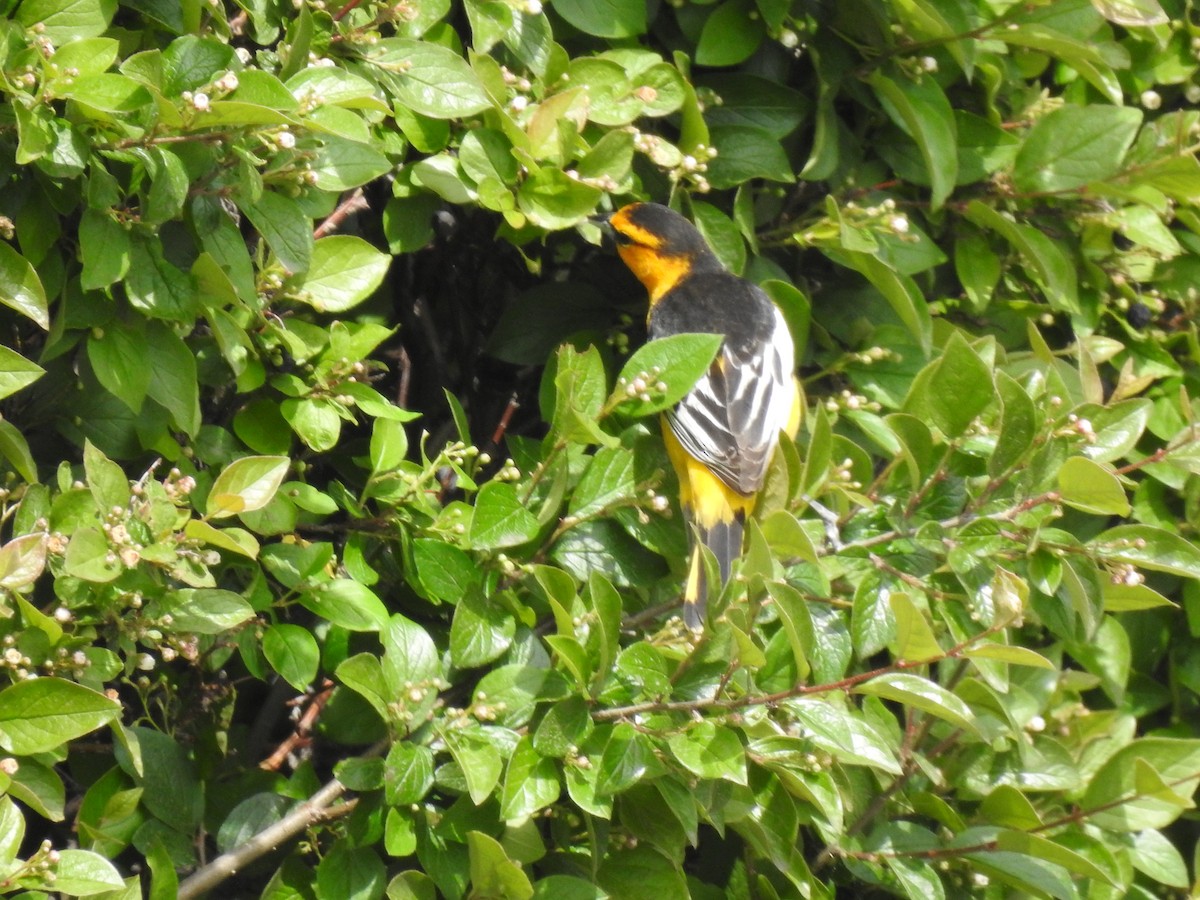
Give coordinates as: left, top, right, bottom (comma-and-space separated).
313, 188, 369, 239
260, 680, 334, 771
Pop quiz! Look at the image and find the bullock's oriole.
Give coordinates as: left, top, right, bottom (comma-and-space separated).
610, 202, 801, 629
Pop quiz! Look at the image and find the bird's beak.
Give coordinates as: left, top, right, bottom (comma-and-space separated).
587, 212, 616, 251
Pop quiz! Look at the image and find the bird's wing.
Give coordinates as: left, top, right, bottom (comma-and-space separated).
667, 307, 794, 495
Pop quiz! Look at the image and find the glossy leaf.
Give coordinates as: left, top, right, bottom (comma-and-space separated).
0, 679, 120, 755
207, 456, 291, 518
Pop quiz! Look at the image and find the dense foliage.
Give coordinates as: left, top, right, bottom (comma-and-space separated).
1, 0, 1200, 896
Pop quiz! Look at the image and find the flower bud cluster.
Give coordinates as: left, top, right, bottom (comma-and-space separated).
617, 367, 668, 405
824, 389, 880, 414
1108, 563, 1144, 586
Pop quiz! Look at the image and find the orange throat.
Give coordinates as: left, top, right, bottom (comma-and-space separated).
617, 244, 691, 303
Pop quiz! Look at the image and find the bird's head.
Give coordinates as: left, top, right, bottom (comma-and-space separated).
609, 202, 717, 301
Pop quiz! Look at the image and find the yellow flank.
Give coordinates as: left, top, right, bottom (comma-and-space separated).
662, 422, 755, 528
616, 244, 691, 303
787, 376, 804, 438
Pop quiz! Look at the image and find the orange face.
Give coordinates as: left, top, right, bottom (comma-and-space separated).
610, 205, 692, 303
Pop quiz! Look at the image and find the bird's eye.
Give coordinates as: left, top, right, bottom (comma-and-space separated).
613, 230, 633, 246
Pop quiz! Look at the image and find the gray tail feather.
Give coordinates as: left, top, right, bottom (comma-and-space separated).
682, 516, 744, 629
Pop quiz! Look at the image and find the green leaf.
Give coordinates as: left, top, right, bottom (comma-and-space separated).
1091, 0, 1168, 24
145, 320, 200, 435
15, 0, 116, 41
64, 527, 122, 582
979, 785, 1042, 830
851, 579, 894, 659
534, 696, 594, 758
87, 322, 150, 413
1057, 456, 1130, 516
832, 250, 932, 355
1081, 737, 1200, 830
83, 438, 127, 514
383, 194, 440, 254
0, 422, 36, 485
549, 0, 646, 37
964, 643, 1055, 669
413, 538, 479, 604
298, 236, 390, 313
0, 678, 120, 755
696, 0, 764, 67
994, 830, 1117, 885
335, 654, 391, 721
281, 397, 342, 452
707, 125, 795, 189
310, 137, 392, 190
472, 665, 548, 730
888, 592, 942, 661
1101, 582, 1176, 611
597, 845, 687, 898
1014, 105, 1143, 193
612, 332, 723, 417
191, 517, 264, 559
79, 210, 131, 290
470, 481, 539, 549
161, 588, 256, 634
500, 737, 561, 820
1091, 524, 1200, 579
365, 39, 492, 118
316, 842, 386, 900
701, 73, 807, 139
1080, 399, 1151, 464
48, 849, 126, 895
443, 727, 506, 804
466, 831, 533, 900
263, 623, 320, 691
1129, 827, 1189, 888
532, 876, 606, 900
238, 191, 313, 275
596, 723, 652, 794
0, 796, 22, 864
517, 168, 602, 229
385, 741, 435, 806
964, 201, 1078, 314
0, 345, 45, 402
990, 371, 1037, 476
301, 580, 390, 632
854, 673, 978, 735
207, 456, 290, 518
924, 331, 994, 438
125, 234, 198, 321
667, 722, 748, 784
692, 201, 747, 274
450, 587, 516, 668
143, 147, 189, 225
568, 445, 635, 519
0, 242, 50, 329
870, 70, 957, 210
549, 344, 611, 446
217, 794, 290, 854
0, 533, 48, 590
382, 613, 441, 696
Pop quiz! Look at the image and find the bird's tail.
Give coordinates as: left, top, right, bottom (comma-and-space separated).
682, 514, 745, 629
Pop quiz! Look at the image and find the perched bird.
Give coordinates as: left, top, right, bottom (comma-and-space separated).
610, 202, 800, 629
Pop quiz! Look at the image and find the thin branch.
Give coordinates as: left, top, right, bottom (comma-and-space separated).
825, 768, 1200, 868
176, 777, 349, 899
313, 188, 369, 239
592, 624, 1002, 722
260, 680, 335, 772
177, 738, 388, 899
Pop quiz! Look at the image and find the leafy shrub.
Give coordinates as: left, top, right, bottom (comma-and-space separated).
0, 0, 1199, 897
